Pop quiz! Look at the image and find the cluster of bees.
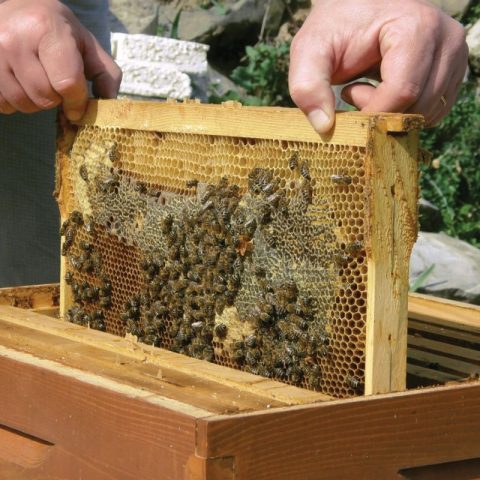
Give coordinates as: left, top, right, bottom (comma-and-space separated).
61, 155, 343, 391
119, 176, 250, 361
61, 210, 111, 332
232, 275, 327, 387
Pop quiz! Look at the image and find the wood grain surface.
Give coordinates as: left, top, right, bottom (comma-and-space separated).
197, 382, 480, 480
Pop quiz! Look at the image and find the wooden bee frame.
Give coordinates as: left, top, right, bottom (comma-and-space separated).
56, 100, 422, 397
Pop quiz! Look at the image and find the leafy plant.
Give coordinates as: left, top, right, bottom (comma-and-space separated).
420, 82, 480, 246
409, 265, 435, 292
209, 42, 294, 107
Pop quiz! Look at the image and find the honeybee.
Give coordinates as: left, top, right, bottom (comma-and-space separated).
186, 179, 199, 188
108, 143, 120, 163
214, 323, 228, 339
300, 161, 311, 180
331, 174, 352, 185
244, 334, 257, 348
347, 375, 362, 391
288, 152, 299, 170
84, 215, 95, 235
79, 164, 88, 181
134, 182, 148, 194
70, 211, 84, 226
300, 179, 313, 208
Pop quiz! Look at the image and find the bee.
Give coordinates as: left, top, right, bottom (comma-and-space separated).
69, 255, 83, 271
98, 173, 120, 193
59, 219, 70, 236
258, 204, 272, 225
232, 343, 246, 364
65, 271, 74, 285
79, 164, 89, 181
161, 214, 174, 234
191, 320, 205, 332
300, 179, 313, 208
347, 376, 362, 391
346, 240, 364, 253
214, 322, 228, 339
99, 296, 112, 308
244, 335, 257, 349
331, 174, 352, 185
245, 349, 261, 367
70, 211, 84, 226
288, 152, 299, 170
334, 252, 349, 267
202, 346, 215, 362
79, 241, 92, 252
108, 143, 119, 163
134, 182, 148, 194
266, 192, 282, 209
218, 176, 229, 188
262, 181, 278, 196
186, 179, 199, 188
84, 215, 95, 235
263, 230, 277, 248
300, 161, 311, 180
201, 326, 214, 343
200, 200, 214, 214
125, 319, 142, 336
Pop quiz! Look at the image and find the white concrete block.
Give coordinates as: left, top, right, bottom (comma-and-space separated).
117, 60, 192, 99
111, 33, 209, 74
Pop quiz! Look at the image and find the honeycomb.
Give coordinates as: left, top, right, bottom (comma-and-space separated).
58, 117, 371, 398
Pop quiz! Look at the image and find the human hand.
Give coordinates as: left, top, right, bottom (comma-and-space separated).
289, 0, 469, 132
0, 0, 122, 121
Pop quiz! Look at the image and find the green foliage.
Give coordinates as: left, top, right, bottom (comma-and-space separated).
209, 42, 294, 107
420, 82, 480, 245
462, 1, 480, 25
409, 265, 435, 292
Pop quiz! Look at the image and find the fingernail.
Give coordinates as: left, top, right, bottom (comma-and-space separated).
307, 108, 331, 133
66, 109, 83, 122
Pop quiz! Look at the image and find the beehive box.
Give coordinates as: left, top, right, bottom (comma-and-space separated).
56, 100, 422, 398
0, 284, 479, 480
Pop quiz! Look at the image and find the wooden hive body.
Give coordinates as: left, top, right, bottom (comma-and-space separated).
56, 100, 422, 397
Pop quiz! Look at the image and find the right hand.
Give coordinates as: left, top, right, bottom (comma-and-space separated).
0, 0, 122, 121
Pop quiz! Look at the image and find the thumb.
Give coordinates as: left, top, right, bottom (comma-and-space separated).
289, 36, 336, 133
81, 31, 122, 99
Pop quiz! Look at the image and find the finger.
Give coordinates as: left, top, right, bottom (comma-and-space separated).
429, 65, 466, 127
341, 82, 376, 110
82, 31, 122, 99
0, 92, 15, 115
424, 44, 468, 126
289, 32, 336, 133
12, 53, 62, 111
0, 67, 39, 113
362, 26, 436, 113
38, 35, 88, 121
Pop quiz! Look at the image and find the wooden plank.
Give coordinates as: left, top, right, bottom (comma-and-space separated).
409, 319, 480, 345
0, 319, 292, 414
407, 347, 479, 376
408, 335, 480, 362
364, 127, 420, 394
0, 347, 200, 480
0, 306, 329, 406
0, 284, 59, 310
408, 293, 480, 332
75, 100, 421, 147
407, 363, 458, 383
196, 382, 480, 480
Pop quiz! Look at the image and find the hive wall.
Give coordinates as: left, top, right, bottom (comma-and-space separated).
57, 101, 421, 398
